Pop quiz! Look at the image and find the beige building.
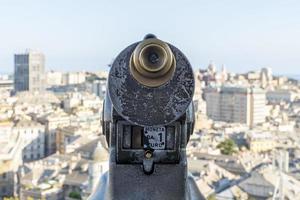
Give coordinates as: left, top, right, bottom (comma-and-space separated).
205, 86, 266, 127
38, 110, 70, 155
246, 132, 274, 152
56, 125, 90, 154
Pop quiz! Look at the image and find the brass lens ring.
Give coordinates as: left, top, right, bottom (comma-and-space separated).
130, 38, 176, 87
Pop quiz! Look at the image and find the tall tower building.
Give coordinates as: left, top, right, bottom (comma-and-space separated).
260, 67, 273, 88
207, 61, 216, 75
220, 64, 228, 83
205, 86, 266, 127
14, 50, 45, 92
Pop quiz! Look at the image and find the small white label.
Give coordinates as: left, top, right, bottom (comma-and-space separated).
144, 126, 166, 150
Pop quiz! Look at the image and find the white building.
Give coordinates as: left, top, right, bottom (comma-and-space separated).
260, 67, 273, 88
46, 71, 63, 87
56, 125, 91, 154
70, 107, 101, 133
63, 92, 102, 113
47, 71, 89, 87
0, 79, 13, 94
0, 120, 23, 198
87, 142, 109, 194
205, 86, 266, 127
14, 119, 46, 161
63, 72, 86, 85
92, 79, 107, 99
63, 92, 82, 113
250, 88, 267, 125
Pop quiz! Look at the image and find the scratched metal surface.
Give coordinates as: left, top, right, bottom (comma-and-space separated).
88, 154, 205, 200
108, 42, 195, 127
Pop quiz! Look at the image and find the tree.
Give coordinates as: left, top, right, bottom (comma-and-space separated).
69, 191, 82, 200
217, 139, 237, 155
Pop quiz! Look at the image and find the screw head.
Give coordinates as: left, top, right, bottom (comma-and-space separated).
145, 150, 153, 159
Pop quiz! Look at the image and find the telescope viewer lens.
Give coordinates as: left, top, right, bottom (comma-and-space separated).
130, 37, 176, 87
148, 51, 159, 64
139, 44, 167, 72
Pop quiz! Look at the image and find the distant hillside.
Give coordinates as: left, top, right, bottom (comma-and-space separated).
289, 75, 300, 80
275, 74, 300, 80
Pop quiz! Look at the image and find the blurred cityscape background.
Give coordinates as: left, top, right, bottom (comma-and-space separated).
1, 50, 300, 199
1, 1, 300, 200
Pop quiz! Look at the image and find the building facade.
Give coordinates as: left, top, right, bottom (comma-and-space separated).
38, 111, 70, 155
205, 86, 266, 127
14, 120, 46, 162
0, 121, 23, 198
267, 89, 296, 103
246, 132, 274, 152
14, 50, 45, 92
91, 79, 107, 99
46, 71, 63, 87
0, 79, 13, 94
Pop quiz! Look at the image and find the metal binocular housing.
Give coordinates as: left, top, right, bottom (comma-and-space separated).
89, 34, 202, 200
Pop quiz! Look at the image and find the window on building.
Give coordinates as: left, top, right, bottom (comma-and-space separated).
2, 186, 6, 194
2, 173, 6, 179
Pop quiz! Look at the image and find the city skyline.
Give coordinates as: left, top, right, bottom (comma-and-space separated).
1, 1, 300, 199
1, 1, 300, 74
1, 33, 300, 199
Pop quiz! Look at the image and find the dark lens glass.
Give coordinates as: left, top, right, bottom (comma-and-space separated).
148, 52, 160, 64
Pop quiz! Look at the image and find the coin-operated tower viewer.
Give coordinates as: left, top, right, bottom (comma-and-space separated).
89, 34, 203, 200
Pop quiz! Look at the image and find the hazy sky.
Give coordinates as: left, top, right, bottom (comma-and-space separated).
1, 0, 300, 74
